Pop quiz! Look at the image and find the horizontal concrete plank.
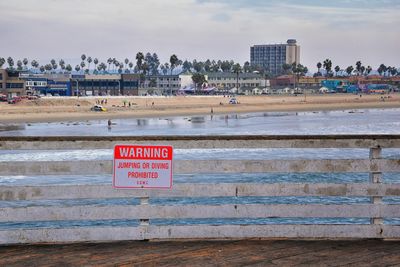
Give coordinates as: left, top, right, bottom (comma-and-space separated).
2, 204, 400, 222
2, 183, 400, 201
0, 159, 398, 175
1, 135, 400, 150
0, 224, 391, 244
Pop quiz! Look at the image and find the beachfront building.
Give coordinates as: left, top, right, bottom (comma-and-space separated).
250, 39, 300, 76
70, 74, 139, 96
142, 74, 181, 95
0, 69, 26, 97
0, 69, 5, 93
19, 73, 71, 96
207, 72, 266, 94
72, 74, 120, 96
120, 74, 139, 96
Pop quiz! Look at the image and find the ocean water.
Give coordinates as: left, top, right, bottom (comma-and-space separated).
1, 108, 400, 228
1, 108, 400, 136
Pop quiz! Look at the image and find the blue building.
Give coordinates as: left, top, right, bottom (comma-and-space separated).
321, 80, 349, 92
46, 80, 71, 96
23, 76, 71, 96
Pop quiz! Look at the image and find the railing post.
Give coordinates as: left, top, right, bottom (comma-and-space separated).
140, 197, 150, 226
369, 147, 383, 225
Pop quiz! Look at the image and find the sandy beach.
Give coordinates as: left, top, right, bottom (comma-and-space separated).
0, 94, 399, 123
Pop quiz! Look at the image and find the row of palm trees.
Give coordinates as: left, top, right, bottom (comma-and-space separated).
315, 60, 399, 77
2, 54, 399, 80
0, 54, 250, 76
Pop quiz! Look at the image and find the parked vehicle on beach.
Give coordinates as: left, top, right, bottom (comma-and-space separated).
7, 96, 22, 104
0, 95, 7, 102
229, 97, 238, 104
90, 105, 107, 112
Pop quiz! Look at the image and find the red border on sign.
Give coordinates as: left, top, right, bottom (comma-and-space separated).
112, 144, 173, 189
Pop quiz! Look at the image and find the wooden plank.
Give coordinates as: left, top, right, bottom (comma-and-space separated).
1, 135, 400, 150
1, 240, 399, 266
2, 183, 400, 201
0, 224, 387, 244
2, 204, 399, 222
1, 159, 398, 175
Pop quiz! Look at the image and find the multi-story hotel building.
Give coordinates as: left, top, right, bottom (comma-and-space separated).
250, 39, 300, 76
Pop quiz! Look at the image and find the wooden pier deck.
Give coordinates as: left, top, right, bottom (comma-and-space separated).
1, 239, 400, 266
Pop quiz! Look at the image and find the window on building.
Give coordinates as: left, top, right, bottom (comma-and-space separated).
6, 83, 24, 89
0, 73, 2, 80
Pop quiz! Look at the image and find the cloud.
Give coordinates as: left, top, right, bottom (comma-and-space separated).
196, 0, 400, 10
211, 13, 231, 22
0, 0, 399, 72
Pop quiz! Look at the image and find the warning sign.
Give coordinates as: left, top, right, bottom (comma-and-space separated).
113, 145, 173, 189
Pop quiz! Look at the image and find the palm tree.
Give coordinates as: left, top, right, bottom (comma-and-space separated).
80, 61, 85, 74
378, 64, 386, 76
323, 59, 332, 77
39, 66, 45, 73
366, 66, 372, 76
45, 64, 52, 73
169, 54, 179, 75
75, 65, 81, 72
142, 62, 149, 87
59, 59, 65, 72
81, 54, 86, 62
107, 58, 113, 72
31, 60, 39, 72
136, 52, 144, 72
93, 58, 99, 72
96, 64, 102, 74
7, 57, 14, 69
160, 63, 170, 79
52, 63, 58, 73
101, 62, 107, 73
87, 57, 92, 72
135, 52, 144, 86
16, 60, 23, 71
118, 64, 123, 74
169, 54, 179, 95
360, 66, 365, 76
23, 58, 28, 70
355, 61, 362, 76
66, 64, 72, 73
334, 66, 340, 76
0, 57, 5, 68
50, 59, 57, 72
387, 66, 392, 77
152, 53, 160, 75
128, 62, 133, 73
317, 62, 322, 74
232, 63, 242, 91
346, 66, 354, 76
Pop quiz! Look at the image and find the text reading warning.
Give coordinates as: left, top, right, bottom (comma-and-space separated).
113, 145, 173, 189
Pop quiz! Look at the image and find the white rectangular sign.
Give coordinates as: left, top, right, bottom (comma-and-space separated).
113, 145, 173, 189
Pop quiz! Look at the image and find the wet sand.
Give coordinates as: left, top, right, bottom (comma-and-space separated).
0, 94, 399, 123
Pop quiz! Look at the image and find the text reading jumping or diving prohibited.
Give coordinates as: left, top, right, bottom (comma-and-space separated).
113, 145, 173, 189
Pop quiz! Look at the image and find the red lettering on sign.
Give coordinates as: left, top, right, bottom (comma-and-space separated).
114, 145, 172, 160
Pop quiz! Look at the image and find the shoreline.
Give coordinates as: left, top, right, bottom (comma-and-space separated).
0, 94, 399, 124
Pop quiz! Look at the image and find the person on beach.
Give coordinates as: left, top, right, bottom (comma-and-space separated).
108, 119, 112, 127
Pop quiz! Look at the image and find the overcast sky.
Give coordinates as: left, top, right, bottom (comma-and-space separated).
1, 0, 399, 71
